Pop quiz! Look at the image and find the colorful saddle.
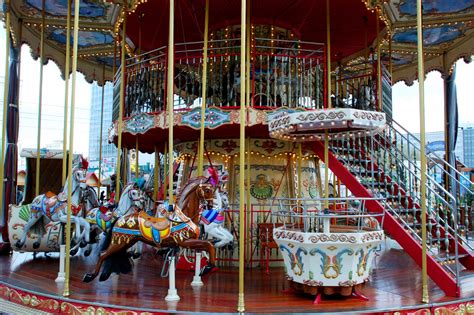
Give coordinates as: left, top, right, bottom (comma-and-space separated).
138, 211, 171, 244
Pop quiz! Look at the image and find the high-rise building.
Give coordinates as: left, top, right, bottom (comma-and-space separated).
88, 82, 116, 176
463, 127, 474, 168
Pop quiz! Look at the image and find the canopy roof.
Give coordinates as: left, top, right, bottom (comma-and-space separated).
3, 0, 473, 85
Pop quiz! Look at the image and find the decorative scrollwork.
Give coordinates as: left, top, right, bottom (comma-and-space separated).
274, 230, 304, 242
309, 234, 357, 243
296, 111, 346, 122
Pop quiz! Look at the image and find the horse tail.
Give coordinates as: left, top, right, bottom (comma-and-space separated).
100, 218, 118, 252
99, 247, 134, 281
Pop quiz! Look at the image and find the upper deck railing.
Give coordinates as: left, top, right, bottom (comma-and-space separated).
113, 38, 389, 121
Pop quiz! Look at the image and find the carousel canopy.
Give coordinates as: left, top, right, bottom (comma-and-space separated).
2, 0, 473, 85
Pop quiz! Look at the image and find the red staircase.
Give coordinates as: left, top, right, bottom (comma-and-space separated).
312, 140, 474, 297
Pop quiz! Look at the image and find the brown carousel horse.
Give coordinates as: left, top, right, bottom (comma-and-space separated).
83, 176, 217, 283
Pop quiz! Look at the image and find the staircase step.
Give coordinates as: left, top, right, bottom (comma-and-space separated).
435, 254, 469, 265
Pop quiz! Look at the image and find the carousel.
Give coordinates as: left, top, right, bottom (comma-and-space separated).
0, 0, 473, 314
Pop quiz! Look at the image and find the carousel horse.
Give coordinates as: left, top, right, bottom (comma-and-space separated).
83, 177, 218, 283
192, 168, 233, 248
143, 169, 233, 248
84, 183, 145, 256
15, 159, 93, 251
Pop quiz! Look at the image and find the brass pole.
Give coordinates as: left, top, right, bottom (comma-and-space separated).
237, 0, 247, 311
376, 9, 382, 112
245, 138, 251, 265
324, 0, 331, 210
246, 0, 251, 109
167, 0, 175, 203
154, 146, 159, 200
164, 142, 168, 199
62, 0, 72, 184
0, 0, 11, 215
35, 0, 46, 196
98, 64, 105, 189
197, 0, 209, 177
297, 143, 302, 199
135, 137, 139, 179
416, 0, 429, 304
63, 0, 80, 297
115, 1, 127, 202
389, 34, 393, 85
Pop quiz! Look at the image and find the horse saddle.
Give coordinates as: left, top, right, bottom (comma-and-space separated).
138, 211, 171, 244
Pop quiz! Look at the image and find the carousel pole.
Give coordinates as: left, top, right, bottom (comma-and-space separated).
164, 142, 168, 199
63, 0, 80, 297
416, 0, 429, 304
98, 64, 106, 190
389, 35, 393, 85
135, 138, 139, 179
197, 0, 209, 177
237, 0, 247, 312
115, 1, 127, 202
297, 143, 302, 199
0, 0, 10, 229
324, 0, 331, 211
35, 0, 46, 196
154, 146, 159, 200
167, 0, 175, 204
376, 9, 382, 112
62, 0, 72, 184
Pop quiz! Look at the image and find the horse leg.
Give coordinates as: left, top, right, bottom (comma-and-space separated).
179, 239, 217, 276
16, 213, 42, 249
83, 235, 134, 283
76, 217, 91, 248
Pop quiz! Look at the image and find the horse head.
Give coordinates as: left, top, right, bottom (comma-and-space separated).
197, 181, 216, 206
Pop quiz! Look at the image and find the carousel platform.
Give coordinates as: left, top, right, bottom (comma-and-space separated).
0, 242, 473, 314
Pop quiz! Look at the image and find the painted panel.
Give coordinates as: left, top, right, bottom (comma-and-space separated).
49, 30, 113, 48
25, 0, 106, 18
398, 0, 474, 16
393, 25, 463, 46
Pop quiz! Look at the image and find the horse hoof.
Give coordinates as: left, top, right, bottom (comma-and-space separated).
32, 242, 40, 249
80, 240, 88, 248
200, 264, 218, 276
99, 271, 112, 282
15, 241, 24, 249
83, 274, 95, 283
84, 249, 91, 257
70, 249, 78, 256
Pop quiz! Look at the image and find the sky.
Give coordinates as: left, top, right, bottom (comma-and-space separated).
0, 27, 92, 158
0, 27, 473, 160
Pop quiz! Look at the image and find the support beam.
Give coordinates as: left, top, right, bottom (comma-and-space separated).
115, 2, 127, 201
416, 0, 429, 304
197, 0, 209, 177
35, 0, 46, 196
62, 0, 72, 185
167, 0, 175, 203
63, 0, 80, 297
237, 0, 247, 312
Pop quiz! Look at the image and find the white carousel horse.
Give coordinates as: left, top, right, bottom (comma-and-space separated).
197, 169, 233, 248
84, 183, 145, 256
199, 189, 234, 248
15, 162, 93, 250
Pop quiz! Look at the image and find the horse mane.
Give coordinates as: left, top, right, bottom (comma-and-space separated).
176, 176, 207, 207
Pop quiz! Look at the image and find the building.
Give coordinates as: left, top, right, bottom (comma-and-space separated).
413, 129, 465, 163
88, 82, 116, 177
463, 127, 474, 168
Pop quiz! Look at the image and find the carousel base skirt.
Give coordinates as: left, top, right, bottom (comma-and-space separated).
0, 244, 473, 314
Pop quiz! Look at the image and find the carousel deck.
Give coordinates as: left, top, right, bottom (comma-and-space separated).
0, 243, 473, 314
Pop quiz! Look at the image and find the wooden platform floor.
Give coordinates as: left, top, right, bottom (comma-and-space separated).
1, 243, 473, 313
